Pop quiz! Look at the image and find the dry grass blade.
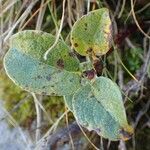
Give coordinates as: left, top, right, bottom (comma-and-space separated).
43, 0, 66, 60
130, 0, 150, 39
4, 0, 39, 42
32, 93, 42, 142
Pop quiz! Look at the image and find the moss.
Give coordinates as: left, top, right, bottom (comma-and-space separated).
0, 70, 34, 127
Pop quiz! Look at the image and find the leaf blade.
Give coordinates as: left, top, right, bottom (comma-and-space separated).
71, 8, 112, 56
72, 77, 133, 141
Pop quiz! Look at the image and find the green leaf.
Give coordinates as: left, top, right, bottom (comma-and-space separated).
71, 77, 133, 141
71, 8, 112, 56
4, 31, 82, 96
10, 30, 80, 72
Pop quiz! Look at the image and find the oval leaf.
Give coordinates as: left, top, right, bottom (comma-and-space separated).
71, 8, 112, 56
72, 77, 133, 141
4, 30, 82, 96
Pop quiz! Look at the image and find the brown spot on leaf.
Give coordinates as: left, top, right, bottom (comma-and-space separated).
84, 23, 88, 30
89, 94, 94, 98
57, 59, 64, 69
74, 43, 78, 47
42, 92, 47, 95
51, 92, 56, 96
69, 79, 73, 82
37, 75, 42, 79
46, 76, 51, 81
86, 47, 93, 54
104, 30, 109, 34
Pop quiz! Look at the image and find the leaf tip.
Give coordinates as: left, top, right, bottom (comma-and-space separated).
119, 125, 134, 141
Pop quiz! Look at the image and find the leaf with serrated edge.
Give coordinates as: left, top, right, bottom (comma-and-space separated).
72, 77, 133, 141
71, 8, 112, 56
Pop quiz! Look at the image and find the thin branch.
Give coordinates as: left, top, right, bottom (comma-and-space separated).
118, 0, 126, 18
39, 122, 81, 150
130, 0, 150, 39
32, 93, 42, 142
65, 107, 75, 150
4, 0, 39, 42
36, 0, 46, 30
134, 99, 150, 128
135, 2, 150, 14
